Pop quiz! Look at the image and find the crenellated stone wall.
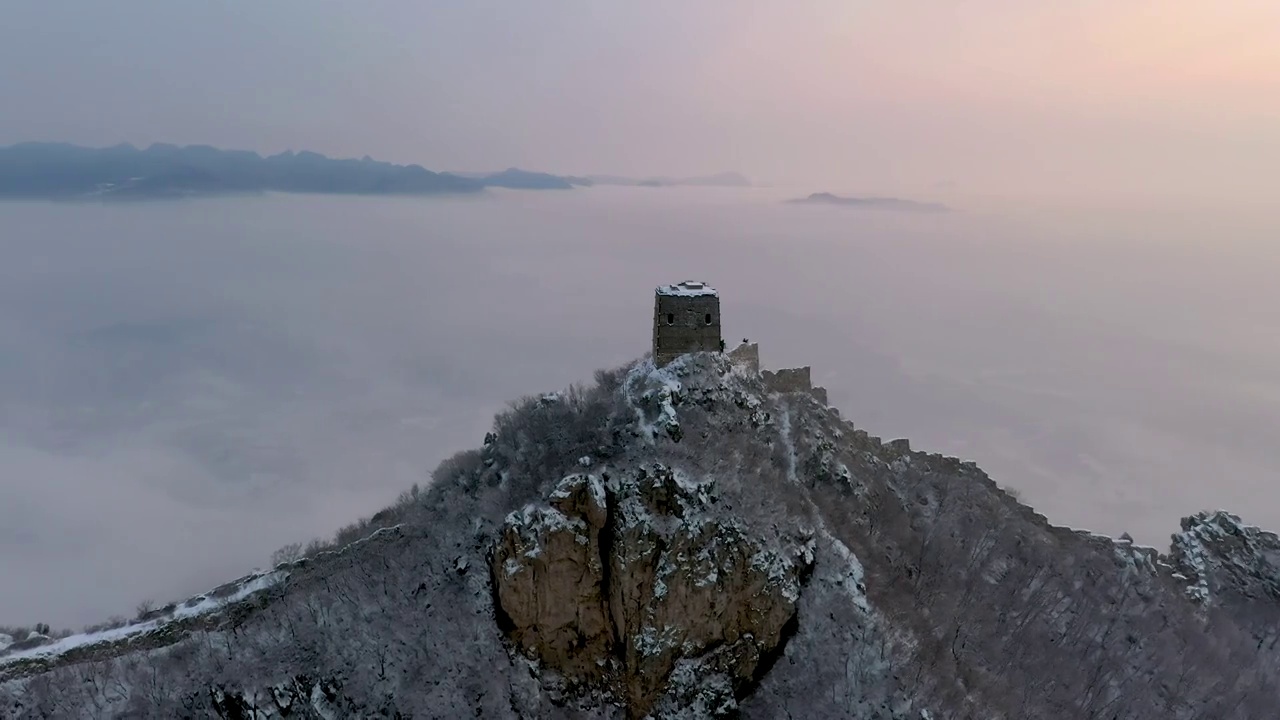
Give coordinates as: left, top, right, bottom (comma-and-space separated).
762, 367, 811, 393
762, 366, 828, 404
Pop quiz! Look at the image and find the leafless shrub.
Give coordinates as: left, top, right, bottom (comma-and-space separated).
271, 542, 304, 567
0, 625, 27, 637
303, 538, 328, 558
134, 599, 156, 621
594, 366, 627, 394
394, 482, 422, 509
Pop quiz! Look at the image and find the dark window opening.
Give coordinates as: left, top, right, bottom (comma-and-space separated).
666, 313, 674, 325
704, 313, 713, 325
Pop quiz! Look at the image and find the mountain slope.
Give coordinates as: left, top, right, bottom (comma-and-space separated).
2, 352, 1278, 718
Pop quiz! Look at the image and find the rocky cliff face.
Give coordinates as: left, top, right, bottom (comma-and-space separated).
492, 466, 811, 716
3, 352, 1280, 719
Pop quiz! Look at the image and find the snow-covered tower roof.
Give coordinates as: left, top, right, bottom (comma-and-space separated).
655, 281, 718, 298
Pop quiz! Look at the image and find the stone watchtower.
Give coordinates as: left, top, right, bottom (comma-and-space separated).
652, 281, 722, 366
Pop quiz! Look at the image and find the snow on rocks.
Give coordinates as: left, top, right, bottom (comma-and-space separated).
776, 407, 800, 484
1107, 533, 1161, 577
623, 359, 684, 443
207, 675, 355, 720
655, 281, 718, 298
1168, 510, 1280, 606
822, 534, 871, 613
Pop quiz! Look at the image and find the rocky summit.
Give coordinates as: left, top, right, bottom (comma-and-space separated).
3, 351, 1280, 718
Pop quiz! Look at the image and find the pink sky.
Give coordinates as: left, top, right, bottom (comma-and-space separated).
0, 1, 1275, 198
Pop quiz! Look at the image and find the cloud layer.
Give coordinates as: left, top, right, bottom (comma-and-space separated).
2, 188, 1279, 628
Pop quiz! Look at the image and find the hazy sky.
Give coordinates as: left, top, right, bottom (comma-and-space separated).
1, 1, 1277, 197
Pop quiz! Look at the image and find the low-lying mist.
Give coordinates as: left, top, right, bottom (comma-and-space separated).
2, 186, 1278, 628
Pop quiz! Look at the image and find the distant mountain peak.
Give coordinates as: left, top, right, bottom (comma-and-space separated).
786, 191, 950, 212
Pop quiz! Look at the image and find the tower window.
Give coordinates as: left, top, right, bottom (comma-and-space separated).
704, 313, 713, 325
666, 313, 674, 325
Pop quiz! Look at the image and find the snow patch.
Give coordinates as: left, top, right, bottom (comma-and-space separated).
623, 360, 684, 443
635, 625, 679, 657
550, 473, 607, 516
772, 402, 873, 614
751, 548, 802, 603
309, 681, 341, 720
824, 535, 871, 613
1112, 542, 1160, 576
777, 407, 799, 484
0, 569, 288, 666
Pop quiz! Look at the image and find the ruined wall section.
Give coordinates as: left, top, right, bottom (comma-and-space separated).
762, 366, 828, 405
728, 342, 760, 373
762, 367, 811, 394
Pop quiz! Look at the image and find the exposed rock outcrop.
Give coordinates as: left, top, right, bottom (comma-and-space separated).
206, 676, 355, 720
1168, 510, 1280, 655
492, 473, 614, 684
1170, 510, 1280, 605
492, 465, 812, 717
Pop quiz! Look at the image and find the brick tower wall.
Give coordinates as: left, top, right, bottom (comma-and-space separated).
652, 293, 722, 366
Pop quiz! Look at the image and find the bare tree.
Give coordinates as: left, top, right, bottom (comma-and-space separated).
135, 599, 156, 621
270, 542, 304, 567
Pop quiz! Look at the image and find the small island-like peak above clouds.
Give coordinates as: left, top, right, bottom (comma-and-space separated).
786, 191, 950, 212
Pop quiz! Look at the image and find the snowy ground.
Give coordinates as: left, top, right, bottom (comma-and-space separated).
0, 569, 287, 666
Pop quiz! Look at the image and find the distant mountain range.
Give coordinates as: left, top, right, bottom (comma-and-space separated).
0, 142, 486, 200
785, 191, 949, 212
0, 142, 753, 200
450, 170, 752, 189
444, 168, 575, 190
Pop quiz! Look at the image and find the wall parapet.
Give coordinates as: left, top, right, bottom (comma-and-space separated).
763, 366, 812, 394
761, 366, 827, 405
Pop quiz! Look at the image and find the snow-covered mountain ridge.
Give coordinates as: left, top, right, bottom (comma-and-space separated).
3, 350, 1279, 718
